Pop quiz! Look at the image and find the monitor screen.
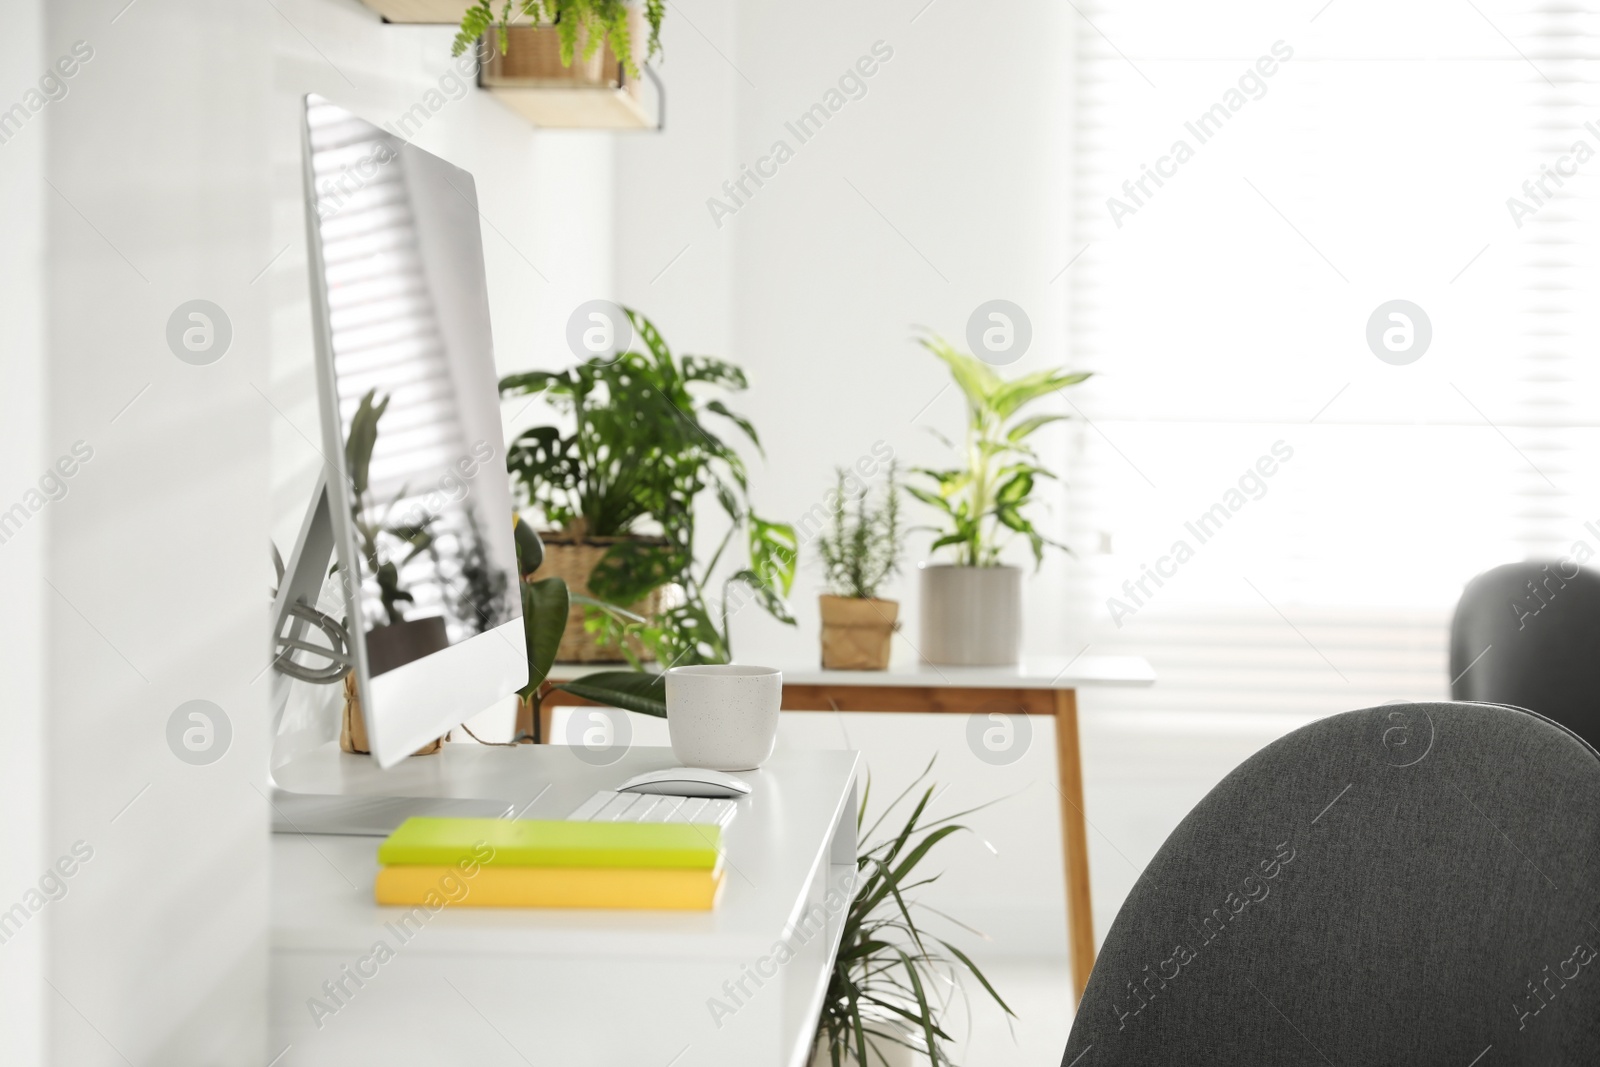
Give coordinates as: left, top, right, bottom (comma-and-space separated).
302, 94, 524, 759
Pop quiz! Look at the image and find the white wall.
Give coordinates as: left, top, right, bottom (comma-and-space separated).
0, 1, 618, 1062
39, 2, 273, 1063
615, 0, 1082, 957
0, 1, 47, 1061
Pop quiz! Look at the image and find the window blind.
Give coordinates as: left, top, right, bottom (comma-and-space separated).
1064, 3, 1600, 717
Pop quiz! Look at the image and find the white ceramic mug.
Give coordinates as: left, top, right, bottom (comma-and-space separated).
664, 664, 783, 771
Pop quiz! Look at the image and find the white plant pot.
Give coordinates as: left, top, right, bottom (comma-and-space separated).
918, 564, 1022, 666
809, 1024, 924, 1067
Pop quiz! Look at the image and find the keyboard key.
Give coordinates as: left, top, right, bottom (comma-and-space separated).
565, 792, 613, 821
676, 797, 709, 823
641, 796, 685, 823
704, 800, 735, 827
565, 790, 739, 831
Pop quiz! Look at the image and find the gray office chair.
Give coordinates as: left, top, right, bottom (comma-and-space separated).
1450, 560, 1600, 752
1060, 701, 1600, 1066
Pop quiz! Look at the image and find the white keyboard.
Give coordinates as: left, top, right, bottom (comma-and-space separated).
567, 790, 738, 829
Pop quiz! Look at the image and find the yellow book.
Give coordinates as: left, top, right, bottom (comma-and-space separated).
374, 864, 726, 911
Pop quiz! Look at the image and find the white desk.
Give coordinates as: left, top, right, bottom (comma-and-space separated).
544, 654, 1155, 1005
270, 743, 859, 1067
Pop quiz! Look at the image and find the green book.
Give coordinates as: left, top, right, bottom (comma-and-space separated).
377, 818, 722, 870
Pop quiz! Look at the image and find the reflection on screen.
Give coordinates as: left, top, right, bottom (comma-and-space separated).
306, 96, 519, 673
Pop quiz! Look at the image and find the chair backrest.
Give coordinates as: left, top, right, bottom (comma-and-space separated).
1450, 561, 1600, 751
1061, 702, 1600, 1067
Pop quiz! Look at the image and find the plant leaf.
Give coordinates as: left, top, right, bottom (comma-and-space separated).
1006, 413, 1070, 443
344, 389, 387, 498
512, 513, 544, 577
556, 670, 666, 718
520, 576, 568, 696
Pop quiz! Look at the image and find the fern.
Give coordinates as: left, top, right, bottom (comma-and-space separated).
453, 0, 666, 77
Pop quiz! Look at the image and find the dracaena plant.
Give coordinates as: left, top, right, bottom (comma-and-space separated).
907, 335, 1090, 568
454, 0, 666, 77
501, 309, 797, 668
816, 759, 1015, 1067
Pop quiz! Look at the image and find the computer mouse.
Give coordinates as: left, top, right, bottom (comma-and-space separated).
616, 767, 752, 799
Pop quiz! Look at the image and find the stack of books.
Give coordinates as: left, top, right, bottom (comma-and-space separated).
374, 817, 726, 911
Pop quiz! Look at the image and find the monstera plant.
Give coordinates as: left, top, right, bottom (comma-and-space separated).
501, 308, 796, 668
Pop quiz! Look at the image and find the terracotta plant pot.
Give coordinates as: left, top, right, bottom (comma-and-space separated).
530, 533, 663, 663
918, 564, 1022, 666
818, 596, 898, 670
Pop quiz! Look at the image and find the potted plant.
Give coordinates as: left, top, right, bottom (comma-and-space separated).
907, 336, 1090, 666
455, 0, 664, 75
501, 308, 797, 668
454, 1, 664, 128
815, 463, 904, 670
812, 761, 1014, 1067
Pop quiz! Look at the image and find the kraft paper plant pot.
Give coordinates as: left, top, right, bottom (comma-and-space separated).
339, 673, 444, 757
918, 563, 1022, 666
818, 595, 898, 670
341, 616, 452, 756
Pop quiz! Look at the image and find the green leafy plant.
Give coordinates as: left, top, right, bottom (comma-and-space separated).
907, 336, 1090, 568
816, 760, 1014, 1067
817, 463, 904, 600
591, 512, 797, 669
345, 389, 438, 626
454, 0, 666, 77
512, 517, 666, 736
501, 309, 797, 668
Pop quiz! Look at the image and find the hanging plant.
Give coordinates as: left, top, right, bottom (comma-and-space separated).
454, 0, 666, 77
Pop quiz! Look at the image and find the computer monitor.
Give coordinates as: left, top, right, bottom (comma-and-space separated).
294, 93, 526, 769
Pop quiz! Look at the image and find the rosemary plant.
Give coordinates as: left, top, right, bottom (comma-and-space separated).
816, 463, 904, 601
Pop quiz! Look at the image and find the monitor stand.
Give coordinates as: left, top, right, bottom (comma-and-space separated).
266, 475, 515, 836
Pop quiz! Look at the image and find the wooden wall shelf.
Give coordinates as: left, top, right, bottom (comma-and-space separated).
357, 4, 660, 130
360, 0, 475, 23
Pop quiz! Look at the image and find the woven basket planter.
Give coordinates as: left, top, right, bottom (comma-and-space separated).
818, 596, 898, 670
530, 533, 663, 663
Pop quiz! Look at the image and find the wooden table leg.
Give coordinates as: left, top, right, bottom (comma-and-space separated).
1054, 688, 1095, 1004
